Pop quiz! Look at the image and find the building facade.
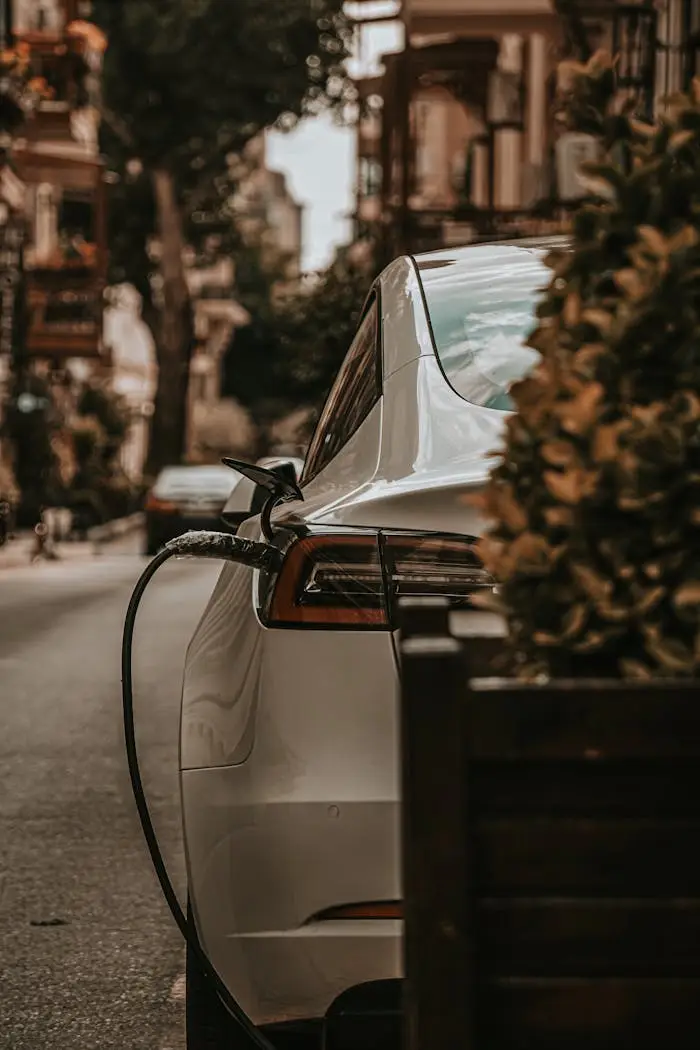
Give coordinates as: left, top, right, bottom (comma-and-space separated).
352, 0, 698, 258
185, 254, 253, 463
0, 0, 111, 500
11, 0, 107, 364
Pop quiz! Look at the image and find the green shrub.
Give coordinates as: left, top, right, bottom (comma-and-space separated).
477, 54, 700, 680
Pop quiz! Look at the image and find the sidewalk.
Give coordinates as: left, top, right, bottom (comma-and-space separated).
0, 513, 144, 571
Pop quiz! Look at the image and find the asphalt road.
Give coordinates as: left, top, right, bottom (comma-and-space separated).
0, 538, 221, 1050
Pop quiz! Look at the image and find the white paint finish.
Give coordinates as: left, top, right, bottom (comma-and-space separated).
182, 765, 401, 1024
180, 559, 264, 770
182, 239, 554, 1024
377, 255, 434, 379
290, 355, 503, 536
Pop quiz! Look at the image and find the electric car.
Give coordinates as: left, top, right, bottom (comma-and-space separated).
180, 239, 559, 1047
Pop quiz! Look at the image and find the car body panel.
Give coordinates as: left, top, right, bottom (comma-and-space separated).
288, 354, 503, 536
181, 240, 556, 1026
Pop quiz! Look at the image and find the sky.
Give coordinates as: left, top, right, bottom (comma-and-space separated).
267, 9, 404, 273
267, 115, 355, 274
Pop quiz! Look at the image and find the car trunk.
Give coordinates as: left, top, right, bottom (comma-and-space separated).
153, 468, 241, 515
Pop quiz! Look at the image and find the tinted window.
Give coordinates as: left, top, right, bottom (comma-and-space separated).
418, 249, 548, 411
303, 298, 380, 483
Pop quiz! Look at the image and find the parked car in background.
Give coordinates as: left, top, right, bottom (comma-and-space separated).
180, 238, 563, 1049
143, 464, 244, 556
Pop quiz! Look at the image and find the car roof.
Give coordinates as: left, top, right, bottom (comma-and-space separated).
412, 235, 568, 273
377, 237, 567, 381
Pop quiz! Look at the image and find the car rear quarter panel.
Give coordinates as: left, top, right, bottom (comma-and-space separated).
180, 397, 386, 773
179, 258, 509, 1023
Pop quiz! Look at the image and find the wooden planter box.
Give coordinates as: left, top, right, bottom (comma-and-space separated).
400, 598, 700, 1050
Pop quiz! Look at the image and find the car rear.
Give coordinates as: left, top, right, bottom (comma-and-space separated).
181, 242, 553, 1032
144, 464, 242, 554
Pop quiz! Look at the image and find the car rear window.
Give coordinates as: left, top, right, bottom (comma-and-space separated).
418, 248, 549, 411
153, 467, 239, 500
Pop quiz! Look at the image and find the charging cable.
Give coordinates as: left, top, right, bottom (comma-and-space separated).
121, 531, 282, 1050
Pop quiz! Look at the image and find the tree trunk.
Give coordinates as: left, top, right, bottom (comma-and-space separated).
145, 167, 193, 478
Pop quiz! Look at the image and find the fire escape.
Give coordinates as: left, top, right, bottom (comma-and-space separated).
355, 0, 699, 259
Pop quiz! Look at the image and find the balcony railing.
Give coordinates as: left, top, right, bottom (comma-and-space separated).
25, 269, 104, 358
361, 202, 571, 260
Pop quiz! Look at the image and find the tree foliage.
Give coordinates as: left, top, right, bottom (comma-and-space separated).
2, 373, 60, 522
478, 52, 700, 680
70, 382, 135, 524
92, 0, 351, 473
223, 249, 374, 430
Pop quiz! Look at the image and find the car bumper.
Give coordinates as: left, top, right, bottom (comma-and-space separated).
181, 597, 402, 1026
182, 768, 402, 1026
323, 979, 402, 1050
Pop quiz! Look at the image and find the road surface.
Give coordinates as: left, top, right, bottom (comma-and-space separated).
0, 539, 221, 1049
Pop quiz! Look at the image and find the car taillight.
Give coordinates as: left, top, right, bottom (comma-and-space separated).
307, 901, 403, 923
259, 530, 493, 630
145, 494, 178, 513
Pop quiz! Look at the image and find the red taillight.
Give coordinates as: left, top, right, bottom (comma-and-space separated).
308, 901, 404, 923
145, 494, 178, 513
260, 530, 493, 630
268, 533, 386, 627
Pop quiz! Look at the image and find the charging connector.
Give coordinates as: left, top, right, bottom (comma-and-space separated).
121, 531, 279, 1050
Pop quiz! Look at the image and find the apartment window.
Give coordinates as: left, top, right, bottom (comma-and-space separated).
359, 157, 382, 198
12, 0, 64, 34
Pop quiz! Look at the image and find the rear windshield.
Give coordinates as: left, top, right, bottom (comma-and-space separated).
153, 467, 239, 499
418, 248, 548, 411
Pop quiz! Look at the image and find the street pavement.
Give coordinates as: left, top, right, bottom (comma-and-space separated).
0, 535, 222, 1049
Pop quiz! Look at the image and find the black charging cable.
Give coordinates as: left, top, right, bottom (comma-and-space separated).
121, 531, 282, 1050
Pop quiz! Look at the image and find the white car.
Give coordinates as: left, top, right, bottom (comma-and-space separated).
180, 239, 557, 1048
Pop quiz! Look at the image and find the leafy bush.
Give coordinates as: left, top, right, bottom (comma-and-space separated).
478, 54, 700, 680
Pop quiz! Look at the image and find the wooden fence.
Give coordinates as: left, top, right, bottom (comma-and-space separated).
400, 597, 700, 1050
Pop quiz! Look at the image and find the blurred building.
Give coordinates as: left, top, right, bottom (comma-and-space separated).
102, 284, 157, 481
183, 134, 307, 463
0, 0, 109, 492
233, 134, 304, 283
352, 0, 695, 258
11, 0, 107, 363
185, 255, 253, 463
